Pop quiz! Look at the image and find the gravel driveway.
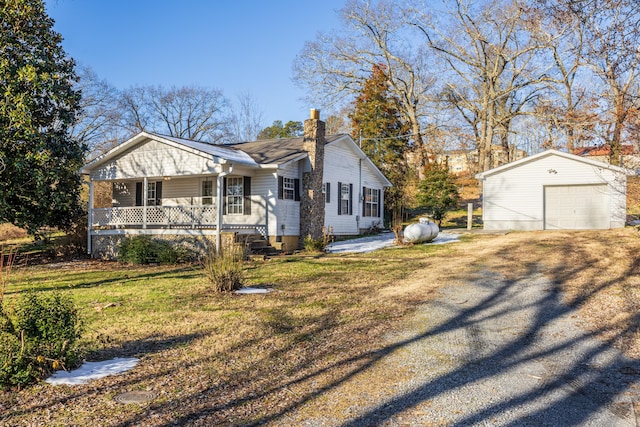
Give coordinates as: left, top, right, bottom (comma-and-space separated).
296, 265, 640, 426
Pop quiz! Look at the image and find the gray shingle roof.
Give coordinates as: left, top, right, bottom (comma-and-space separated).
226, 134, 346, 164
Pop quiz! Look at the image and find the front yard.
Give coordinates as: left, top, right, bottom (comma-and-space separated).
1, 228, 639, 425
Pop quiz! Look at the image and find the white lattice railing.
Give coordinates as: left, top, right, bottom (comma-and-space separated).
92, 206, 220, 228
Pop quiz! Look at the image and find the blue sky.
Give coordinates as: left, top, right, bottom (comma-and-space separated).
44, 0, 346, 127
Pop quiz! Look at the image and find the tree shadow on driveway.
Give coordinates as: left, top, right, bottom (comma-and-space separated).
339, 267, 640, 426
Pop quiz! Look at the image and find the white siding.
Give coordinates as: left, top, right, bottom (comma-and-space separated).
482, 153, 627, 230
275, 161, 301, 237
323, 139, 387, 235
221, 170, 273, 232
162, 177, 202, 205
90, 138, 224, 181
252, 170, 278, 238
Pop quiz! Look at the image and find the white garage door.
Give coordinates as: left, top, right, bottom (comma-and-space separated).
544, 184, 610, 230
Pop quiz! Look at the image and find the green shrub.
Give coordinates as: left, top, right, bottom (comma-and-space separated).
0, 330, 27, 388
303, 226, 334, 253
417, 162, 460, 226
303, 234, 325, 252
202, 244, 245, 292
0, 306, 14, 334
119, 235, 155, 264
0, 291, 83, 390
119, 235, 191, 264
157, 242, 191, 264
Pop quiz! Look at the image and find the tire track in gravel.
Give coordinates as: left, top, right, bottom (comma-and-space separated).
341, 266, 640, 426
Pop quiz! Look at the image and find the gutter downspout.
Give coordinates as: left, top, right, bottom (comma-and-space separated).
216, 163, 233, 253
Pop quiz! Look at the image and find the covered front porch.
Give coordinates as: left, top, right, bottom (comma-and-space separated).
86, 172, 269, 255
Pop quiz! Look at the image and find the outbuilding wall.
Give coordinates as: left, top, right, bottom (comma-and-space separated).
481, 153, 627, 230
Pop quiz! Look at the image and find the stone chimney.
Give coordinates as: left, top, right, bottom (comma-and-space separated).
300, 109, 326, 244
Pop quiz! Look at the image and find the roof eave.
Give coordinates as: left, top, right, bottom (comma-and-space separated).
475, 149, 632, 180
81, 132, 264, 175
329, 134, 392, 187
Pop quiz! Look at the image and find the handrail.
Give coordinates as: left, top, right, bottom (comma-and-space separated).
92, 205, 218, 228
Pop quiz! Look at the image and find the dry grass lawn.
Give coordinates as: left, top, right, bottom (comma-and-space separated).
0, 223, 27, 241
1, 228, 639, 425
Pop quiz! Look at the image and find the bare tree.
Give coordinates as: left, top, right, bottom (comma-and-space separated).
71, 66, 123, 158
412, 0, 555, 171
293, 0, 438, 165
226, 91, 265, 143
567, 0, 640, 164
527, 3, 597, 151
325, 112, 352, 135
119, 85, 229, 143
118, 86, 152, 136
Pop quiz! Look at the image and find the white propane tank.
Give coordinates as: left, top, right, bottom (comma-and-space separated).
403, 219, 439, 244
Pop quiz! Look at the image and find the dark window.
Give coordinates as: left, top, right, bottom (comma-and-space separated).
363, 187, 379, 217
338, 182, 352, 215
323, 182, 331, 203
202, 180, 213, 205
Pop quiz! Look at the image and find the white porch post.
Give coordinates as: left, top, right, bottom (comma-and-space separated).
216, 163, 233, 253
87, 180, 94, 255
264, 193, 268, 241
216, 173, 224, 253
142, 177, 148, 229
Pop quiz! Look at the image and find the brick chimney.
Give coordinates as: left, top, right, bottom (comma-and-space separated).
300, 109, 326, 243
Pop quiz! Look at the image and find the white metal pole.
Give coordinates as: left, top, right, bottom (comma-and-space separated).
216, 173, 224, 253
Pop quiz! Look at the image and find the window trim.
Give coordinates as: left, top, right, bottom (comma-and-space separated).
282, 177, 296, 200
201, 180, 214, 205
147, 181, 157, 206
278, 176, 300, 201
337, 182, 352, 215
323, 182, 331, 203
225, 176, 244, 215
363, 187, 380, 217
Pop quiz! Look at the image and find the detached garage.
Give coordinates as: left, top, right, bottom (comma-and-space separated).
475, 149, 631, 230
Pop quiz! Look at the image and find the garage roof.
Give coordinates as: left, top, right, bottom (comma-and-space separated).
475, 149, 633, 181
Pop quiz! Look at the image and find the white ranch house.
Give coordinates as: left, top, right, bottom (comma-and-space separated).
475, 149, 631, 231
81, 111, 391, 258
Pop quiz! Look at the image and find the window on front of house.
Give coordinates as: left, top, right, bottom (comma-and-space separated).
202, 180, 213, 205
364, 187, 379, 217
147, 182, 157, 206
135, 181, 162, 206
338, 182, 352, 215
283, 177, 295, 200
322, 182, 330, 203
226, 177, 243, 214
277, 176, 300, 201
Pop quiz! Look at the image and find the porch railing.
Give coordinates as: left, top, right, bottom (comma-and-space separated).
92, 206, 218, 228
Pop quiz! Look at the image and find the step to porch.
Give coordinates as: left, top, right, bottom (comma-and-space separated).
234, 234, 282, 256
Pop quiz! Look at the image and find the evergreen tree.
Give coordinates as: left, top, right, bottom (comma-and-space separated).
257, 120, 303, 139
0, 0, 85, 234
417, 162, 460, 226
349, 64, 412, 228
